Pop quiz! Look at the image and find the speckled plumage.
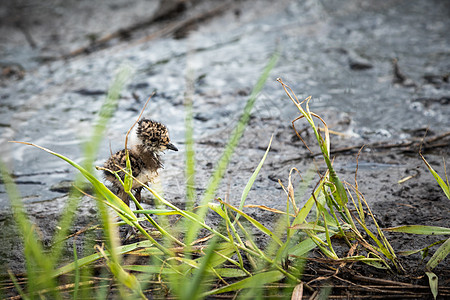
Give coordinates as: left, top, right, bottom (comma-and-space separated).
103, 119, 177, 206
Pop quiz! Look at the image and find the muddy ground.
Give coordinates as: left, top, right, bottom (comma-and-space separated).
1, 0, 449, 298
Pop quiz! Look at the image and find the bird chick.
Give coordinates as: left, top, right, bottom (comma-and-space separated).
104, 119, 178, 206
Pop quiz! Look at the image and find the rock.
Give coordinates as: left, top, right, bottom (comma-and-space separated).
49, 180, 73, 193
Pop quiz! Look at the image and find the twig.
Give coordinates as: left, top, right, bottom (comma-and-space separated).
308, 130, 450, 157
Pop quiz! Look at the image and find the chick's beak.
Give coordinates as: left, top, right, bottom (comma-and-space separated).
166, 143, 178, 151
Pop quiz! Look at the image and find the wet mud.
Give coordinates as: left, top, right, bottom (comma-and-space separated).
1, 0, 449, 298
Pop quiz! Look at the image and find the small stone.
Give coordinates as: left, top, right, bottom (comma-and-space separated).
349, 58, 373, 70
50, 180, 73, 193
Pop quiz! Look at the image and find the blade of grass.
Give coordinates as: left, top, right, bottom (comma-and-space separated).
421, 154, 450, 199
278, 78, 349, 209
426, 237, 450, 270
425, 271, 438, 300
133, 209, 184, 215
289, 233, 328, 257
384, 225, 450, 235
187, 52, 279, 245
96, 245, 145, 299
217, 198, 283, 246
7, 270, 29, 300
184, 67, 196, 211
1, 160, 59, 298
10, 141, 137, 223
50, 66, 132, 264
237, 135, 273, 219
202, 270, 284, 296
207, 242, 241, 270
397, 240, 445, 256
54, 240, 156, 277
180, 238, 219, 300
288, 178, 325, 239
222, 204, 246, 269
72, 241, 80, 300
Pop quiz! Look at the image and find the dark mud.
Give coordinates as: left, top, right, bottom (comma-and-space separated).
1, 0, 449, 298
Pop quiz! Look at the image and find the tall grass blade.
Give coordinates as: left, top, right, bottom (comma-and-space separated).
420, 154, 450, 199
1, 160, 59, 298
72, 241, 80, 300
277, 78, 348, 207
425, 271, 438, 300
7, 270, 29, 300
108, 260, 144, 298
288, 180, 324, 239
181, 239, 219, 300
217, 199, 283, 246
186, 52, 279, 244
184, 67, 196, 211
237, 135, 273, 219
202, 52, 279, 203
54, 240, 156, 277
10, 142, 136, 223
426, 237, 450, 270
384, 225, 450, 235
289, 233, 328, 257
203, 270, 284, 296
50, 66, 132, 264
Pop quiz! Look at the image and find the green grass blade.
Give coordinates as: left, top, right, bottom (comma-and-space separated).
123, 265, 178, 275
54, 240, 156, 277
107, 260, 144, 298
84, 66, 133, 168
11, 142, 137, 223
208, 202, 228, 219
289, 223, 330, 232
289, 233, 328, 257
184, 67, 196, 211
421, 154, 450, 199
361, 260, 389, 269
202, 52, 279, 203
203, 270, 284, 296
181, 239, 219, 300
7, 270, 29, 300
426, 237, 450, 270
398, 240, 445, 257
72, 241, 80, 300
1, 161, 59, 297
213, 268, 247, 278
133, 209, 182, 215
207, 243, 239, 269
425, 271, 439, 300
124, 150, 133, 193
222, 204, 248, 270
288, 179, 324, 240
217, 199, 283, 246
238, 136, 273, 214
50, 66, 131, 262
279, 78, 348, 206
384, 225, 450, 235
186, 52, 279, 245
237, 135, 273, 211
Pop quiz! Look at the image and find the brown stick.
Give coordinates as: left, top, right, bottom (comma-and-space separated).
308, 131, 450, 157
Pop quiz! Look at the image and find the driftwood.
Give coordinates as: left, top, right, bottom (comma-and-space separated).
61, 1, 232, 60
